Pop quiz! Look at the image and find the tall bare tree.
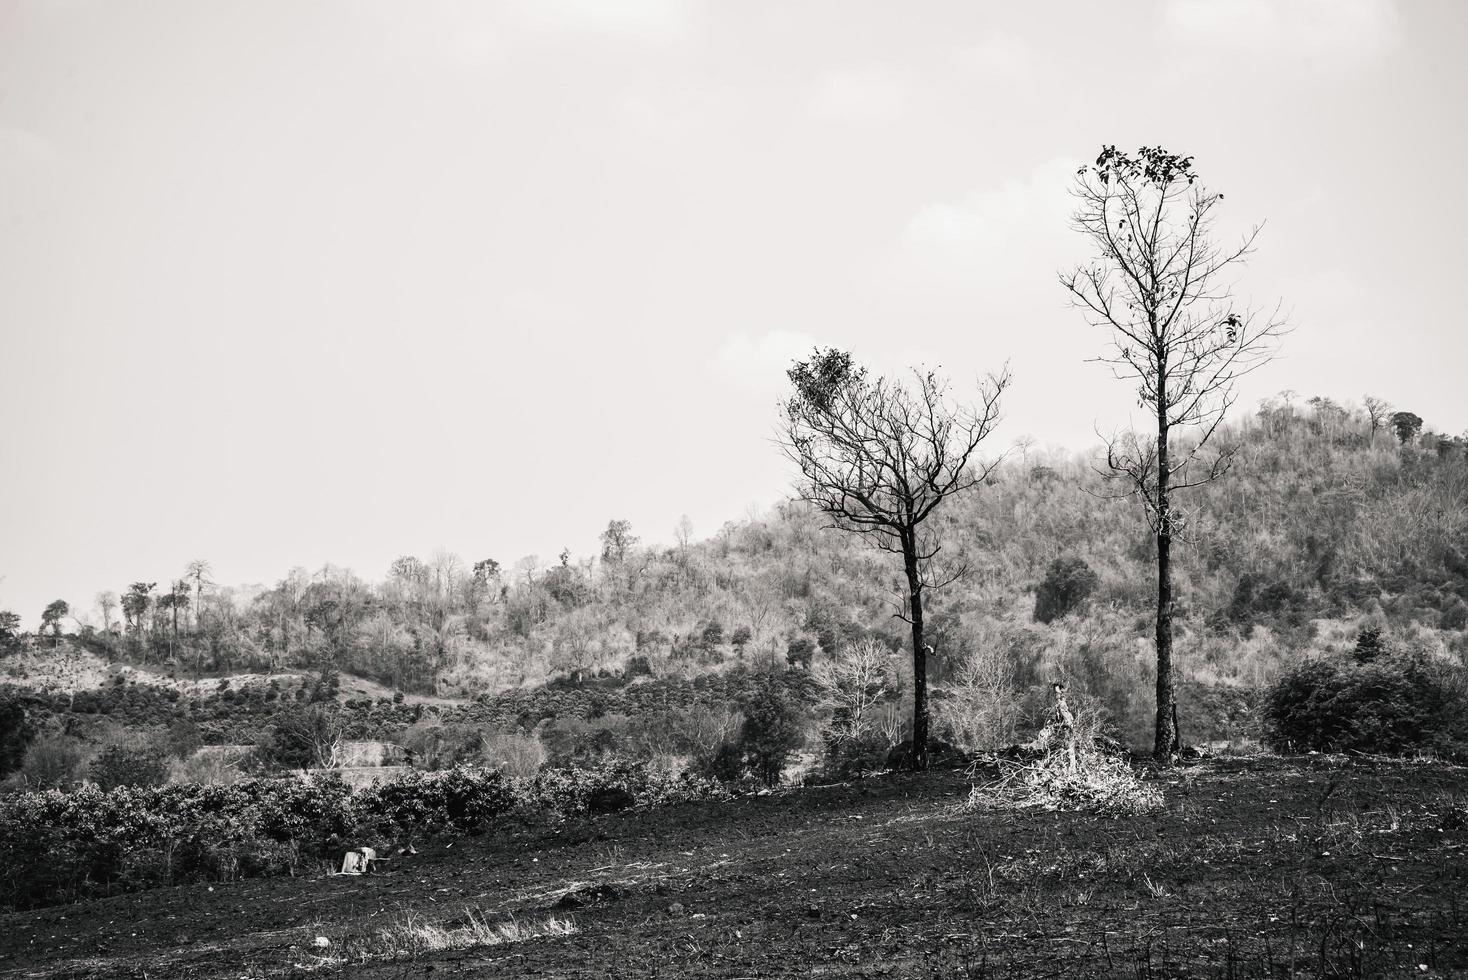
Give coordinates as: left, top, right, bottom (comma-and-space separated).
1060, 145, 1285, 759
779, 349, 1008, 770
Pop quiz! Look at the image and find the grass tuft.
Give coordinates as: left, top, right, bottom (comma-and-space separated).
374, 911, 579, 958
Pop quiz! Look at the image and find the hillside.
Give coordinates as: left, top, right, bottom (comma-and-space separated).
4, 395, 1466, 752
1, 756, 1464, 979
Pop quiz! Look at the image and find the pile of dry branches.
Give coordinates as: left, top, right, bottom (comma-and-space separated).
964, 746, 1163, 815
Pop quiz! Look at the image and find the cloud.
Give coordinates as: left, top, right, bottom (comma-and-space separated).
1161, 0, 1400, 64
806, 67, 908, 125
894, 157, 1077, 290
511, 0, 692, 41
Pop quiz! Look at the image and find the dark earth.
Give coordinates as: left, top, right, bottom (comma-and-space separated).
2, 757, 1466, 979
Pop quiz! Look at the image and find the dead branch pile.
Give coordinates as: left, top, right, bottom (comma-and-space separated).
964, 747, 1163, 815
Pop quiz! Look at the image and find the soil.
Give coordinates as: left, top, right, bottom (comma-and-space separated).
2, 756, 1465, 979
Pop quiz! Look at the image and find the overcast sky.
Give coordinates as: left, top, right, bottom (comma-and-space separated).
2, 0, 1465, 625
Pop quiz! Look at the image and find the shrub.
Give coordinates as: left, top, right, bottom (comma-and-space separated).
818, 728, 890, 780
167, 750, 249, 786
0, 697, 34, 776
90, 745, 167, 790
360, 767, 517, 838
478, 729, 547, 780
1263, 639, 1468, 758
1033, 556, 1099, 624
736, 670, 807, 786
21, 736, 86, 791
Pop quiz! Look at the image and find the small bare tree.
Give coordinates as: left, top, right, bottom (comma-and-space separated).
1060, 145, 1285, 759
95, 591, 118, 633
814, 638, 892, 744
1363, 395, 1393, 438
779, 349, 1008, 770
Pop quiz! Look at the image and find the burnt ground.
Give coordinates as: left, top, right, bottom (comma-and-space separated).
2, 757, 1466, 979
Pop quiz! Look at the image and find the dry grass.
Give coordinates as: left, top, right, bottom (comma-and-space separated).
292, 912, 578, 972
374, 911, 578, 958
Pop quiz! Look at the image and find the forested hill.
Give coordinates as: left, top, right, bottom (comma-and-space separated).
7, 395, 1467, 747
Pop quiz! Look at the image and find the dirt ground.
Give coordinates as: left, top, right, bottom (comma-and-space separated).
2, 756, 1465, 979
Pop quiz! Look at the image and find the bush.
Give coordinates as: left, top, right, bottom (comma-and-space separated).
736, 669, 807, 786
1033, 556, 1099, 624
818, 728, 890, 780
1263, 637, 1468, 758
167, 750, 250, 786
21, 736, 87, 791
0, 749, 730, 911
0, 697, 34, 776
90, 745, 167, 790
477, 729, 546, 780
360, 767, 517, 839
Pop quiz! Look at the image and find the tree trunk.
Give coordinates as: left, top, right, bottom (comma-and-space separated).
1154, 373, 1178, 761
903, 542, 929, 772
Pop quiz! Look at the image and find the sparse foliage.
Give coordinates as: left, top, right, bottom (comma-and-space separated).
1061, 144, 1285, 759
779, 348, 1008, 769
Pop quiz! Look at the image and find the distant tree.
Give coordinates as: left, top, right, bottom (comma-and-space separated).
1033, 556, 1100, 624
1363, 395, 1392, 437
786, 638, 816, 670
779, 348, 1008, 770
184, 559, 212, 631
40, 600, 69, 646
0, 610, 22, 653
600, 519, 638, 564
543, 550, 588, 607
95, 591, 118, 633
1061, 145, 1285, 759
158, 581, 190, 661
1391, 411, 1423, 445
389, 555, 429, 585
674, 514, 695, 553
121, 582, 156, 649
471, 558, 501, 590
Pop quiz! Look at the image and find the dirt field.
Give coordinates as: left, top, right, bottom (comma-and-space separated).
2, 756, 1465, 979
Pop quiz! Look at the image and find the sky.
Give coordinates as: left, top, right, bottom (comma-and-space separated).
2, 0, 1466, 626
